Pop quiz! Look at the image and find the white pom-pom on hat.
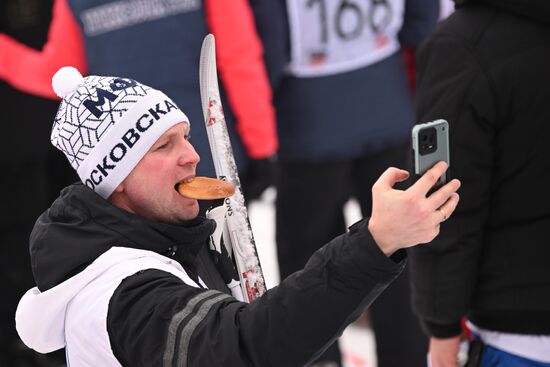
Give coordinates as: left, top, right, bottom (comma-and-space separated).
52, 66, 84, 98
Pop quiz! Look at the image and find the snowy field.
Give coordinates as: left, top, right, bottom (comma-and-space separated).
248, 188, 377, 367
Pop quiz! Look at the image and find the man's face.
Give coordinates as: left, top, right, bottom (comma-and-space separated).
112, 122, 201, 224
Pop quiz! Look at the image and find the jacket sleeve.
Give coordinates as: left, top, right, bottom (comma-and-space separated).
247, 0, 290, 91
107, 219, 405, 367
0, 0, 87, 99
409, 30, 496, 338
204, 0, 278, 159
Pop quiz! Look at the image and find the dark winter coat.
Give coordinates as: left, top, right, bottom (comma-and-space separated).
410, 0, 550, 338
18, 183, 405, 366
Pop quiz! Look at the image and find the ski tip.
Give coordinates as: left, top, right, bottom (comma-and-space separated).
199, 33, 217, 122
201, 34, 215, 54
205, 33, 214, 43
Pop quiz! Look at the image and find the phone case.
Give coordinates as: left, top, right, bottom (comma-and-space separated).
412, 119, 450, 188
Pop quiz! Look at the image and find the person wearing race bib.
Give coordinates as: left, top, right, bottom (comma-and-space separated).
250, 0, 439, 365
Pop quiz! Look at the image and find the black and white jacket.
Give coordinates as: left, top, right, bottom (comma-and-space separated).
16, 183, 405, 366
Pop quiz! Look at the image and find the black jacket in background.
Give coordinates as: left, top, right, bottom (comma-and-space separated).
410, 0, 550, 337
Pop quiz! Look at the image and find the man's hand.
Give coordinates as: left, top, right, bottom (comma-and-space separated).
368, 161, 460, 255
428, 336, 461, 367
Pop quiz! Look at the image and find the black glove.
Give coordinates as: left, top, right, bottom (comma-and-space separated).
240, 156, 277, 202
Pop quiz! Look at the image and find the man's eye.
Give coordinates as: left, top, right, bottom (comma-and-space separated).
156, 142, 169, 150
185, 134, 191, 141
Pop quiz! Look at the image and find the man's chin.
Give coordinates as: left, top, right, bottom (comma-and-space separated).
179, 202, 200, 222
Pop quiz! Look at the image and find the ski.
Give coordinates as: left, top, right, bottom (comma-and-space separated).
199, 34, 266, 302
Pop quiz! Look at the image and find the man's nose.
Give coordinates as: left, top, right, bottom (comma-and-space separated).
178, 140, 200, 167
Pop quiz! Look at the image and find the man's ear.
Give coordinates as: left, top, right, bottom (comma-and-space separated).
114, 182, 124, 193
108, 182, 132, 212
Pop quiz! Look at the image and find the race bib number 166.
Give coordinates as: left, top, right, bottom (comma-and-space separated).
286, 0, 404, 77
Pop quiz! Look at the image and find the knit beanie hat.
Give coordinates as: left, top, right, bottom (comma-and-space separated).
51, 67, 189, 198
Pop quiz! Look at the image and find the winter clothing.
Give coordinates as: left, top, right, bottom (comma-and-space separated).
50, 67, 188, 198
275, 143, 421, 366
410, 0, 550, 360
16, 183, 406, 366
251, 0, 438, 162
0, 0, 277, 177
479, 344, 550, 366
251, 1, 439, 365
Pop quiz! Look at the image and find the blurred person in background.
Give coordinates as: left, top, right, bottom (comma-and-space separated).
0, 0, 73, 365
0, 0, 278, 203
410, 0, 550, 366
250, 0, 440, 366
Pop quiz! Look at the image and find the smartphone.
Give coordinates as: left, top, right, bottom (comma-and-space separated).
412, 119, 450, 190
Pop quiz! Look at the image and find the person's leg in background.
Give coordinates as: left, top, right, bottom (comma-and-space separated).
276, 160, 352, 366
353, 142, 428, 367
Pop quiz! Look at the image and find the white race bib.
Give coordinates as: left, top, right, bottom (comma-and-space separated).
287, 0, 404, 77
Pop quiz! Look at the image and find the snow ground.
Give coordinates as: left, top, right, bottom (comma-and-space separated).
248, 188, 377, 367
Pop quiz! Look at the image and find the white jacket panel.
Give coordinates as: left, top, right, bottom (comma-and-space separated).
16, 247, 202, 366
